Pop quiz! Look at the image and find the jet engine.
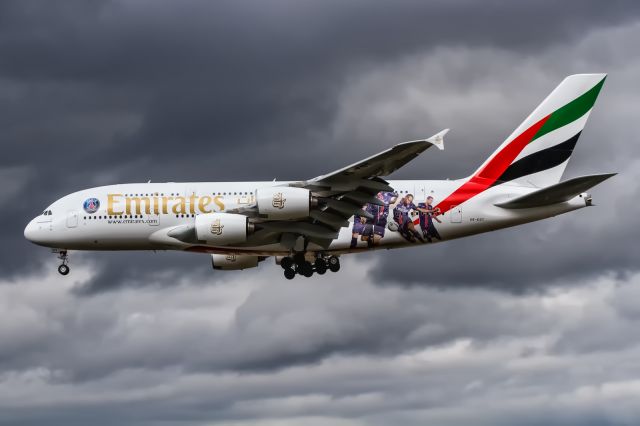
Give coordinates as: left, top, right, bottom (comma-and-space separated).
211, 254, 260, 270
255, 187, 315, 220
195, 213, 253, 246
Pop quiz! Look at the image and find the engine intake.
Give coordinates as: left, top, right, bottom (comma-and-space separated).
211, 254, 260, 270
255, 187, 313, 220
195, 213, 253, 246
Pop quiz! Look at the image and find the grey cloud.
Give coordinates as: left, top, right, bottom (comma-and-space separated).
1, 271, 640, 425
0, 264, 553, 381
69, 251, 214, 295
2, 2, 640, 425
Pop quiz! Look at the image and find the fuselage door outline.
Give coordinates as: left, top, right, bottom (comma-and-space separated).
450, 205, 462, 223
66, 211, 78, 228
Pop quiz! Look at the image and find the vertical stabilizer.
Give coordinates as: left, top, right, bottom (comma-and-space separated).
474, 73, 606, 188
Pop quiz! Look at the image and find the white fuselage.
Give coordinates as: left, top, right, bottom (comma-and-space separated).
24, 179, 588, 256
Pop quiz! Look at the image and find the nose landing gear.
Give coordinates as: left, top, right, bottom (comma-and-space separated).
58, 264, 69, 275
280, 254, 340, 279
55, 249, 70, 275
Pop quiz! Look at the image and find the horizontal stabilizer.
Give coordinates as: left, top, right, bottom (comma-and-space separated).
495, 173, 616, 209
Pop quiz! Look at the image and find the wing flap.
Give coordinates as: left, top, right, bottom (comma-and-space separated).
321, 198, 374, 220
309, 210, 350, 229
341, 191, 385, 206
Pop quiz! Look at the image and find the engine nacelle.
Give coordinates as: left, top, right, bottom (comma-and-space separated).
211, 254, 259, 270
255, 187, 312, 220
195, 213, 251, 246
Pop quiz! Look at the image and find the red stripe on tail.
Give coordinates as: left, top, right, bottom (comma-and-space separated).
435, 114, 551, 214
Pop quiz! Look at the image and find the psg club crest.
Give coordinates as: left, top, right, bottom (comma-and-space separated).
83, 198, 100, 214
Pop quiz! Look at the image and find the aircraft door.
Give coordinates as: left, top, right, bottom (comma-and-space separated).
450, 205, 462, 223
415, 184, 427, 204
66, 211, 78, 228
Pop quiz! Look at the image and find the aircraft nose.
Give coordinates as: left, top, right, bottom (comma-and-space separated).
24, 219, 38, 242
24, 217, 59, 247
24, 218, 52, 245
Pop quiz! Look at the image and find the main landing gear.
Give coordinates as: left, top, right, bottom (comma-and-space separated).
280, 253, 340, 279
55, 249, 70, 275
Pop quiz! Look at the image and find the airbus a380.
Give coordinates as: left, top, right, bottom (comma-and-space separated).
25, 74, 615, 279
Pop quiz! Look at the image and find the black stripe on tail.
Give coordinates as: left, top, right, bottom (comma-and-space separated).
491, 132, 581, 186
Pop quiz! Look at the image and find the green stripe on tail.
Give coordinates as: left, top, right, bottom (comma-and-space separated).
533, 76, 606, 141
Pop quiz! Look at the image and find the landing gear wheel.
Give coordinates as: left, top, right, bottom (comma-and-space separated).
328, 256, 340, 273
301, 261, 314, 277
58, 264, 70, 275
281, 257, 293, 270
315, 258, 327, 275
284, 268, 296, 280
56, 250, 70, 276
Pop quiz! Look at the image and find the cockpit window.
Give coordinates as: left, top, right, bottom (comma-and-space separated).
42, 210, 52, 216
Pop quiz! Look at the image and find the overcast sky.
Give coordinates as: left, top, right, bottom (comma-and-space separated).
2, 1, 640, 425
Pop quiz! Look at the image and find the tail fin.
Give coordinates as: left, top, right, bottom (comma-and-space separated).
472, 73, 606, 188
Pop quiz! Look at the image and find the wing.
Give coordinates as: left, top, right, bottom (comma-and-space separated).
283, 129, 449, 247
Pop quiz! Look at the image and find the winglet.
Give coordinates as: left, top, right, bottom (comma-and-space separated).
401, 128, 448, 151
426, 128, 449, 150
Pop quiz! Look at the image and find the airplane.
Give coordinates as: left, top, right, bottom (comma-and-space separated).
24, 73, 615, 280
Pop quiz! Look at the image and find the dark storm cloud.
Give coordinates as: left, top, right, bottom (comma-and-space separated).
2, 0, 639, 287
1, 2, 640, 425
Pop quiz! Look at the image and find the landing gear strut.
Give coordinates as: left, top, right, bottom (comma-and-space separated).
280, 254, 340, 279
56, 250, 70, 275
